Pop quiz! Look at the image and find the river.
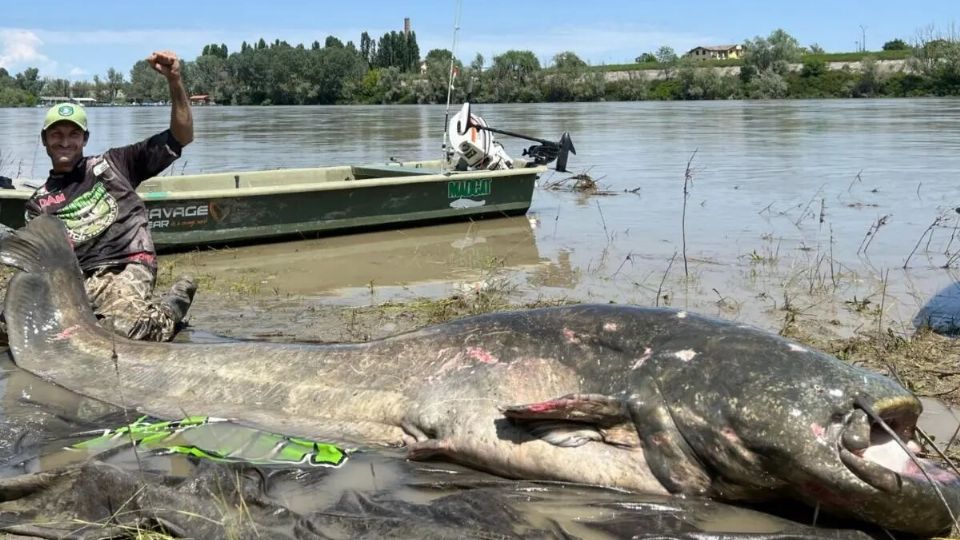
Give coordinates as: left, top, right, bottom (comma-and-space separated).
5, 100, 960, 326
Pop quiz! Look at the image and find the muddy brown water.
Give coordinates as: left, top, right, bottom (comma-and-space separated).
2, 100, 960, 536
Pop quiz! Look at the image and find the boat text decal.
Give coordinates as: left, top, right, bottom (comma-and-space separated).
448, 178, 492, 199
149, 203, 209, 229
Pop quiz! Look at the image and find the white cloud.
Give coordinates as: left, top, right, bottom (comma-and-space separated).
69, 67, 87, 77
0, 29, 50, 70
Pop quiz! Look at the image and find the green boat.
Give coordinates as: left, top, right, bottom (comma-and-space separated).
0, 103, 573, 251
0, 160, 544, 250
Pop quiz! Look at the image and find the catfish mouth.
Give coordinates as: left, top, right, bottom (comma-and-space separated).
838, 396, 934, 493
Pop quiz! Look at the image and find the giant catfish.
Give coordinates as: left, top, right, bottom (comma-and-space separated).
2, 215, 958, 535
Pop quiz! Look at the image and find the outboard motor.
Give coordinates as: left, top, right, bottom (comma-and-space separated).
446, 103, 576, 172
447, 108, 514, 171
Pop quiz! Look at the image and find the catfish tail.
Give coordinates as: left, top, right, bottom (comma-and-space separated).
0, 215, 106, 369
0, 214, 82, 277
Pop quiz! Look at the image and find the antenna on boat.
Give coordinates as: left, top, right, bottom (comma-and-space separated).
439, 0, 464, 175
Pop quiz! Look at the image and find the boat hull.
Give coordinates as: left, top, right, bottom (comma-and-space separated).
0, 161, 542, 250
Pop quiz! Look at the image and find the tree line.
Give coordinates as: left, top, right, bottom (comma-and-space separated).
1, 28, 958, 107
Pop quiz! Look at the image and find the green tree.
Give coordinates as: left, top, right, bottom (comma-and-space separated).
359, 32, 375, 65
654, 46, 678, 64
128, 60, 167, 102
42, 78, 71, 97
552, 51, 586, 69
376, 66, 410, 103
470, 53, 484, 71
742, 29, 801, 79
882, 39, 910, 51
189, 54, 231, 103
71, 80, 90, 98
635, 52, 657, 63
405, 31, 421, 72
677, 61, 735, 99
415, 49, 463, 104
908, 36, 960, 94
543, 51, 594, 102
91, 74, 108, 102
852, 56, 883, 97
105, 67, 125, 102
374, 31, 419, 71
486, 50, 541, 102
801, 56, 827, 77
15, 67, 42, 96
746, 70, 788, 98
325, 36, 344, 48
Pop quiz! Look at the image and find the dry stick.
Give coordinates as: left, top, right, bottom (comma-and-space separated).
946, 417, 960, 456
829, 225, 838, 289
857, 215, 890, 255
612, 253, 634, 278
925, 220, 940, 253
877, 269, 889, 342
595, 200, 611, 243
793, 184, 826, 227
945, 212, 960, 255
943, 250, 960, 269
847, 169, 864, 192
681, 150, 697, 278
904, 217, 943, 269
916, 427, 960, 479
656, 251, 678, 307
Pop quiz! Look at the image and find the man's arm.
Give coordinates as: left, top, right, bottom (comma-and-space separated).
147, 50, 193, 146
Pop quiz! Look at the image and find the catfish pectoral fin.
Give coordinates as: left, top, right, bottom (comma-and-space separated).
500, 393, 629, 424
407, 438, 456, 461
526, 421, 603, 447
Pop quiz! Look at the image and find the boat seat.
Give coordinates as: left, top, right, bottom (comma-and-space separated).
352, 164, 440, 180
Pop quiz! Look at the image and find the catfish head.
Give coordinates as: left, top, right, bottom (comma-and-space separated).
645, 326, 960, 536
505, 313, 960, 536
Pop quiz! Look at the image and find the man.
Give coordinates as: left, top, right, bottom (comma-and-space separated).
25, 50, 195, 341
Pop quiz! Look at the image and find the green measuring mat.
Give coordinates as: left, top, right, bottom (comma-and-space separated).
68, 416, 349, 467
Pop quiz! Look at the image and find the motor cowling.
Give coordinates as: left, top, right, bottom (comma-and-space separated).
447, 110, 514, 171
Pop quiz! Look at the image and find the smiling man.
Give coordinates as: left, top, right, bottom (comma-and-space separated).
24, 50, 196, 342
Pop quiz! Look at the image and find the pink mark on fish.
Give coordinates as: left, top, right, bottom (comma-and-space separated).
563, 328, 582, 344
631, 347, 653, 370
53, 325, 80, 341
466, 346, 498, 364
525, 399, 565, 413
810, 423, 826, 441
603, 322, 619, 332
721, 426, 741, 443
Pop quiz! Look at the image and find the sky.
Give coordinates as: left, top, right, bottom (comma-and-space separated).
0, 0, 957, 80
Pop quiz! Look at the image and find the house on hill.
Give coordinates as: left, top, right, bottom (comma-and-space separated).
685, 45, 744, 60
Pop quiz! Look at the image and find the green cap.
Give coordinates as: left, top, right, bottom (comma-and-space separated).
42, 103, 88, 132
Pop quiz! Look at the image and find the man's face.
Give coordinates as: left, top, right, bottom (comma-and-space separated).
43, 122, 87, 173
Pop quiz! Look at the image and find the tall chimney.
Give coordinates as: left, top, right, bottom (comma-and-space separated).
404, 17, 411, 36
